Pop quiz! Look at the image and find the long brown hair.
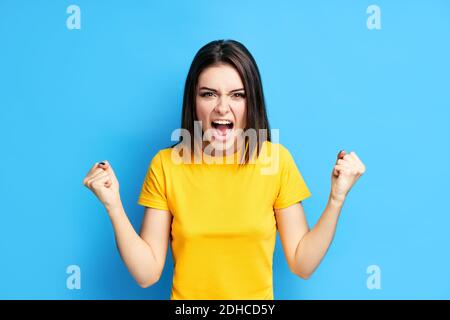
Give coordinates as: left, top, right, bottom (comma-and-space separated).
173, 39, 271, 164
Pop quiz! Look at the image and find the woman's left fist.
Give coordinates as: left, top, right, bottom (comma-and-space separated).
331, 150, 366, 203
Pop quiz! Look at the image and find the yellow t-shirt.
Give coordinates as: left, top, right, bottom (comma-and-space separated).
137, 141, 311, 300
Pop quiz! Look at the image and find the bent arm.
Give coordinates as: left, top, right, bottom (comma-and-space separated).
275, 194, 344, 279
107, 201, 172, 288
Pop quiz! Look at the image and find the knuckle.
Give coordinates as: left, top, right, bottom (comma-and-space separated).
91, 181, 100, 189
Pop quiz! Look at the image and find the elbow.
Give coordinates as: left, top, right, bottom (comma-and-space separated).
137, 273, 161, 288
291, 265, 313, 280
138, 281, 153, 289
296, 271, 312, 280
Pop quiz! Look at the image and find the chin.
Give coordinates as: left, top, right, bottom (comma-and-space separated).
209, 139, 234, 152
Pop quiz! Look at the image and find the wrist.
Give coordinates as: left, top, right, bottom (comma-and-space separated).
329, 193, 346, 207
105, 198, 123, 215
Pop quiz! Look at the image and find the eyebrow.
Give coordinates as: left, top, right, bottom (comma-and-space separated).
198, 86, 245, 93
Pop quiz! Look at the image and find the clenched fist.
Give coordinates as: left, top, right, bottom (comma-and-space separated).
83, 160, 121, 210
331, 150, 366, 203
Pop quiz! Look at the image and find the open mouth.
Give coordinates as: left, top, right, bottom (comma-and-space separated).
211, 119, 234, 130
210, 119, 234, 140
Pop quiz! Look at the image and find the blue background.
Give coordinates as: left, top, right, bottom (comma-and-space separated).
1, 0, 449, 299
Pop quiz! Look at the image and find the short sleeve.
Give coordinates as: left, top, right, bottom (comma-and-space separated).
273, 145, 312, 210
137, 151, 169, 211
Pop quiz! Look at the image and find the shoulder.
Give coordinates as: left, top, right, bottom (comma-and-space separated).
254, 141, 294, 176
260, 141, 292, 161
150, 147, 175, 168
155, 147, 174, 161
146, 147, 174, 172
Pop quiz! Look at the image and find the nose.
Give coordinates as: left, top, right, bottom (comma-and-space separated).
213, 96, 231, 115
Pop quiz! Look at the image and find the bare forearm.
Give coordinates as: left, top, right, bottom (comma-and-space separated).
106, 201, 160, 287
293, 194, 345, 278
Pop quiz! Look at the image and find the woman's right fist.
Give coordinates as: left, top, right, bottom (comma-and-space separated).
83, 160, 121, 210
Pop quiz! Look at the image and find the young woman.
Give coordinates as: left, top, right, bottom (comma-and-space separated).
82, 40, 366, 300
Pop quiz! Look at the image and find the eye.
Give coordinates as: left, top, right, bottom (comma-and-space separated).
200, 92, 215, 97
232, 92, 246, 98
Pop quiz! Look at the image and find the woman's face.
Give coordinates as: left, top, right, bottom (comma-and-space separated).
195, 63, 247, 153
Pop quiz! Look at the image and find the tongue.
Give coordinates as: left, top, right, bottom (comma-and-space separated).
216, 124, 229, 135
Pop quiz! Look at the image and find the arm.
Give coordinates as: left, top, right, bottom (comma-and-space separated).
83, 160, 172, 288
107, 201, 172, 288
275, 196, 344, 279
275, 150, 365, 279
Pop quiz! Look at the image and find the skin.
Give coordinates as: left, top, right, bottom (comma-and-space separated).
195, 62, 247, 156
82, 63, 366, 288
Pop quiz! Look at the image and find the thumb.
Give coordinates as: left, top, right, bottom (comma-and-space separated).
337, 149, 346, 162
98, 160, 119, 184
333, 150, 346, 176
98, 160, 112, 172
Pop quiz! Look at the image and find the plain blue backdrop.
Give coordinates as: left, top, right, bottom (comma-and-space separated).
0, 0, 449, 299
